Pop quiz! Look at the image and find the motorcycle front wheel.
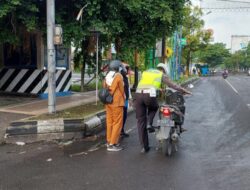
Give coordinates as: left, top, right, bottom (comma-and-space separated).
162, 138, 172, 156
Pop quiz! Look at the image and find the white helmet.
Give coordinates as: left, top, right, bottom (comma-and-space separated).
157, 63, 168, 75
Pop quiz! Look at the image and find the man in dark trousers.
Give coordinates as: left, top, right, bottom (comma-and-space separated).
135, 63, 191, 153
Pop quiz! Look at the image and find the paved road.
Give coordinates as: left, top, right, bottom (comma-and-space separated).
1, 75, 250, 190
0, 112, 30, 143
72, 73, 94, 84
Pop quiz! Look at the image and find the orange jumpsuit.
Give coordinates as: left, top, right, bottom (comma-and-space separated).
105, 73, 125, 145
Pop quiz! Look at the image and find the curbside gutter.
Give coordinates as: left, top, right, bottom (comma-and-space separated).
5, 77, 199, 143
5, 108, 133, 143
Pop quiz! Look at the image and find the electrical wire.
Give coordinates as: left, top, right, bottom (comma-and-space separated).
217, 0, 250, 3
200, 0, 250, 11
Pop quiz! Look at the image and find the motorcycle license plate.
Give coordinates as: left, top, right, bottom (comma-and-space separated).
157, 118, 175, 126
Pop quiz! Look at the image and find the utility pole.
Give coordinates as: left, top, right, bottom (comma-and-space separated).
47, 0, 56, 113
133, 49, 139, 89
95, 32, 99, 105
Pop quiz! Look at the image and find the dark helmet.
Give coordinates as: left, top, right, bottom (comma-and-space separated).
109, 60, 122, 72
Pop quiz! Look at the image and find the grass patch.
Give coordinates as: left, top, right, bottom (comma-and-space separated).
175, 75, 198, 85
71, 82, 103, 92
28, 102, 105, 121
71, 84, 81, 92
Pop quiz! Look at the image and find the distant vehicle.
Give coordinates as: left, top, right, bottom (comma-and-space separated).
247, 69, 250, 76
200, 65, 209, 76
222, 70, 228, 79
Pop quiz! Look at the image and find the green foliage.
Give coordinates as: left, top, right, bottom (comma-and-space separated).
0, 0, 187, 89
181, 6, 212, 74
224, 45, 250, 70
195, 43, 230, 67
118, 0, 186, 51
71, 81, 102, 92
0, 0, 40, 44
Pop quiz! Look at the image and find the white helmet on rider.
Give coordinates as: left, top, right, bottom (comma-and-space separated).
156, 63, 168, 75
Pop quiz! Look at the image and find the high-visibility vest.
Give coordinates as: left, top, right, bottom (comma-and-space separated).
138, 69, 163, 89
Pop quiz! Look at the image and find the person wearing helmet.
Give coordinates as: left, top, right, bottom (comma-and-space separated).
104, 60, 125, 151
135, 63, 191, 153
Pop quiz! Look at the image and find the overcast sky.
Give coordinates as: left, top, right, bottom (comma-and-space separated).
191, 0, 250, 49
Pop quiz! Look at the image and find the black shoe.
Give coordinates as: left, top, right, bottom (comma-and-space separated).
120, 132, 129, 138
147, 126, 155, 133
180, 127, 187, 133
141, 147, 150, 153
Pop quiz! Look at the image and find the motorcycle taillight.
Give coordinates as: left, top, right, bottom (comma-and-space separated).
161, 107, 171, 117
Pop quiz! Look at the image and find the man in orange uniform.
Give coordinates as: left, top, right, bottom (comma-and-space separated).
105, 60, 125, 151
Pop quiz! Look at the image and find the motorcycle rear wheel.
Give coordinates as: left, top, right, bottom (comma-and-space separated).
162, 138, 172, 156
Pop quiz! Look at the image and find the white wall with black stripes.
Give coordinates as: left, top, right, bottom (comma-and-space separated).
0, 68, 71, 95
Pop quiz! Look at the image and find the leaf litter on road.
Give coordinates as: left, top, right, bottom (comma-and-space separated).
69, 151, 88, 157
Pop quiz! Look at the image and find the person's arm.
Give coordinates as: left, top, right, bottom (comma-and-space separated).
123, 76, 129, 100
118, 74, 125, 99
162, 75, 191, 94
102, 80, 107, 88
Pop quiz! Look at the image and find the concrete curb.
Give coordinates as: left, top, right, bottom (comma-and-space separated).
5, 108, 134, 143
180, 77, 199, 87
6, 119, 85, 135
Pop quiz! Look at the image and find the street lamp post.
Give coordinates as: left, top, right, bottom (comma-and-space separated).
89, 29, 100, 105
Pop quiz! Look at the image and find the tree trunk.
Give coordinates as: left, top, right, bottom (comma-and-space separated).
133, 49, 139, 89
185, 50, 191, 76
80, 38, 89, 91
115, 37, 122, 59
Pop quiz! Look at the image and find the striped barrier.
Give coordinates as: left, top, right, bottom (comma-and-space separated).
6, 119, 85, 136
0, 68, 71, 96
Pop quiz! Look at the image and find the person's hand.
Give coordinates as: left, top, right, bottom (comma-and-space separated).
125, 100, 129, 108
129, 99, 133, 108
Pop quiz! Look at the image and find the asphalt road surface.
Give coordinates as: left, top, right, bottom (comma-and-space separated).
1, 75, 250, 190
0, 112, 30, 143
72, 73, 94, 84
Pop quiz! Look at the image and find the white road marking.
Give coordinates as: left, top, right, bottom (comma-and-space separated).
225, 79, 239, 94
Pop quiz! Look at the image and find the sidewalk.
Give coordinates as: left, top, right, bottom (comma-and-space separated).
0, 91, 98, 143
0, 91, 97, 115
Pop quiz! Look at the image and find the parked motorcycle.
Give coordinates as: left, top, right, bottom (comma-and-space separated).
155, 88, 186, 156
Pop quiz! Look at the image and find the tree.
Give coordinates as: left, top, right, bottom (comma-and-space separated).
224, 47, 250, 71
0, 0, 40, 44
195, 43, 230, 67
0, 0, 188, 90
181, 6, 212, 75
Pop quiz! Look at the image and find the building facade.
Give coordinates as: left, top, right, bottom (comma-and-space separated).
0, 30, 71, 98
231, 35, 250, 54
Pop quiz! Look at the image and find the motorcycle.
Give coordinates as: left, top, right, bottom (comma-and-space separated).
222, 71, 228, 79
155, 88, 186, 156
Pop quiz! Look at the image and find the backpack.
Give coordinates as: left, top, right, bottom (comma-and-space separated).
98, 71, 116, 104
98, 88, 113, 104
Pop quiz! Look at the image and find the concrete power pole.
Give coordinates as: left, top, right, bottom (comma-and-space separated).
47, 0, 56, 113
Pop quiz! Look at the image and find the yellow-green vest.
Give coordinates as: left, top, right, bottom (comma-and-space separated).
138, 69, 163, 89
